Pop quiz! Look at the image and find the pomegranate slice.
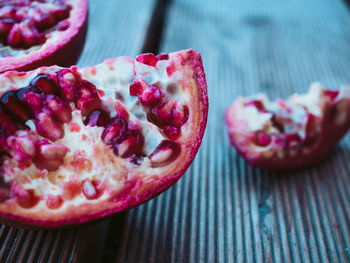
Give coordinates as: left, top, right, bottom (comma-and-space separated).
225, 83, 350, 170
0, 0, 88, 73
0, 49, 208, 228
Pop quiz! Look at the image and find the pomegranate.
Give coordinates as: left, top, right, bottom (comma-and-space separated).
0, 49, 208, 228
225, 83, 350, 170
0, 0, 88, 73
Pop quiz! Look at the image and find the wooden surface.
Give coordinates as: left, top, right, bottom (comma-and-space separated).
0, 0, 155, 262
1, 0, 350, 262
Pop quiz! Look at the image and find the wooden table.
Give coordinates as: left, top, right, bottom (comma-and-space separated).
1, 0, 350, 262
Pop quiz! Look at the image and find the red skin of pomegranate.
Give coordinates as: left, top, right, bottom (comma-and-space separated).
0, 0, 88, 73
0, 49, 208, 228
225, 84, 350, 170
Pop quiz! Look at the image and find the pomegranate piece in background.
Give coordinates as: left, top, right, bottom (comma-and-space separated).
0, 49, 208, 228
225, 83, 350, 170
0, 0, 88, 73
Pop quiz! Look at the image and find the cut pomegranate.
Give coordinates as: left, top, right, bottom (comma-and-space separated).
0, 49, 208, 228
0, 0, 88, 73
225, 83, 350, 170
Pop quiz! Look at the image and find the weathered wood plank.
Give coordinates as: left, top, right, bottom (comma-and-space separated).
0, 1, 156, 262
114, 0, 350, 262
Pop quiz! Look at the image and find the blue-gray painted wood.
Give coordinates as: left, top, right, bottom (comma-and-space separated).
0, 1, 156, 262
112, 0, 350, 262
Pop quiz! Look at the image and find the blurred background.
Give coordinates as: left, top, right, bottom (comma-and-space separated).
1, 0, 350, 262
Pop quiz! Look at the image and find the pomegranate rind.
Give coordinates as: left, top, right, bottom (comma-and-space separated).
225, 83, 350, 170
0, 0, 88, 73
0, 49, 208, 228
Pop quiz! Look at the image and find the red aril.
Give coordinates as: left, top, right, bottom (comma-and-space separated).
0, 49, 208, 228
225, 83, 350, 170
0, 0, 88, 73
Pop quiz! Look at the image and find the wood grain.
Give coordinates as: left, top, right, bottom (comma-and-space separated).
0, 1, 156, 262
112, 0, 350, 262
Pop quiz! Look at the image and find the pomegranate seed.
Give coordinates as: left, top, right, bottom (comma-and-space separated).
172, 103, 189, 127
130, 79, 165, 106
34, 139, 69, 171
57, 20, 69, 31
34, 109, 64, 141
57, 69, 81, 101
150, 99, 176, 127
82, 180, 98, 200
7, 135, 36, 162
150, 99, 189, 128
0, 5, 17, 20
1, 90, 33, 121
136, 53, 158, 67
11, 184, 38, 208
166, 62, 176, 77
84, 109, 110, 127
163, 126, 180, 140
0, 105, 19, 137
19, 19, 45, 48
44, 94, 72, 123
255, 131, 271, 147
29, 6, 56, 31
30, 74, 59, 95
0, 18, 15, 37
75, 80, 101, 116
45, 194, 63, 209
245, 100, 266, 112
61, 176, 81, 200
17, 86, 43, 113
53, 4, 71, 19
156, 53, 169, 60
324, 90, 339, 101
139, 86, 164, 106
149, 140, 181, 167
114, 101, 129, 120
17, 189, 39, 208
6, 22, 22, 47
14, 5, 27, 21
129, 80, 143, 96
114, 129, 144, 158
101, 117, 128, 144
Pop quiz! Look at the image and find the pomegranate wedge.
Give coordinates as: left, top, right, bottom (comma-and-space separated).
0, 49, 208, 228
0, 0, 88, 73
225, 83, 350, 170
